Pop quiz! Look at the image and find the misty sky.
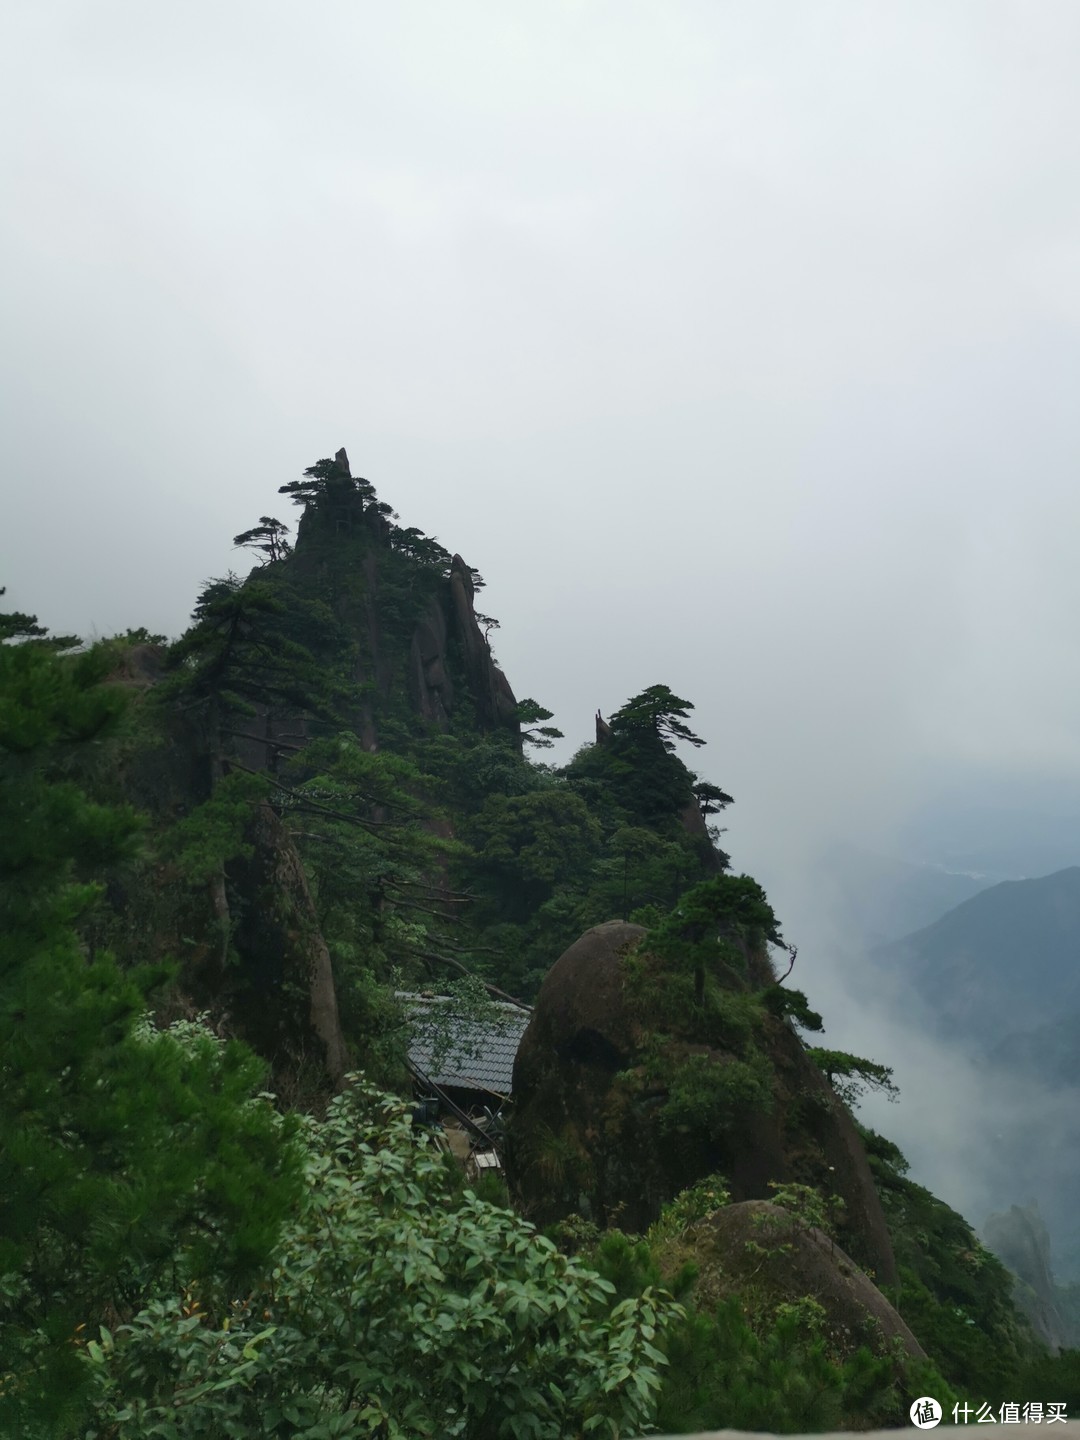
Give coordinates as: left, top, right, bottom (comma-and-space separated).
5, 2, 1080, 1224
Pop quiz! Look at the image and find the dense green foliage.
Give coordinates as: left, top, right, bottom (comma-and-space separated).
126, 458, 741, 1010
1, 607, 687, 1436
655, 1300, 908, 1434
606, 877, 788, 1148
5, 454, 1071, 1433
0, 617, 301, 1434
807, 1049, 899, 1107
860, 1126, 1041, 1400
640, 874, 781, 1007
85, 1081, 680, 1438
581, 1189, 953, 1435
165, 573, 346, 764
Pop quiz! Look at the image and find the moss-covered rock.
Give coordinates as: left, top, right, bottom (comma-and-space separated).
507, 916, 897, 1284
660, 1199, 924, 1363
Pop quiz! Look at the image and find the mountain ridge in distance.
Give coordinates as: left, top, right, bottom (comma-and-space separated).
870, 865, 1080, 1045
811, 840, 992, 949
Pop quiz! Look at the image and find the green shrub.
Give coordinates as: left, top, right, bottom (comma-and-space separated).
656, 1298, 907, 1434
85, 1082, 683, 1438
0, 634, 299, 1435
660, 1050, 774, 1138
650, 1173, 733, 1242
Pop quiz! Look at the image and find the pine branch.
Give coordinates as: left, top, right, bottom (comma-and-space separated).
419, 953, 532, 1011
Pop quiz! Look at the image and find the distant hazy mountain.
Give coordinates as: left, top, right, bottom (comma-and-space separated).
872, 867, 1080, 1048
868, 868, 1080, 1281
893, 772, 1080, 881
813, 842, 992, 948
988, 1009, 1080, 1089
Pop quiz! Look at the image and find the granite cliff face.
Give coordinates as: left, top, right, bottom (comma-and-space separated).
508, 919, 898, 1286
101, 653, 349, 1091
285, 447, 519, 752
100, 448, 522, 1093
406, 553, 518, 731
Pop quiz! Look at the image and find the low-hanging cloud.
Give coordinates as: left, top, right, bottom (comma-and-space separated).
3, 0, 1080, 1252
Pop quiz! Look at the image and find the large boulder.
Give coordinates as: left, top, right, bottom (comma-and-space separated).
507, 920, 897, 1284
664, 1201, 925, 1362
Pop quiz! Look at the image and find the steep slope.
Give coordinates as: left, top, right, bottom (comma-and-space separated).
871, 866, 1080, 1045
91, 450, 735, 1083
233, 446, 521, 757
988, 1008, 1080, 1088
869, 867, 1080, 1284
7, 454, 1053, 1427
812, 841, 991, 947
983, 1203, 1066, 1352
508, 914, 898, 1283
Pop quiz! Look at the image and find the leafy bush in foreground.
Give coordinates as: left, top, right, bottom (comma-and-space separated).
84, 1081, 681, 1438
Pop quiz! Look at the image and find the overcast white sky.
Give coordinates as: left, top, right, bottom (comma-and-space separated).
5, 4, 1080, 1209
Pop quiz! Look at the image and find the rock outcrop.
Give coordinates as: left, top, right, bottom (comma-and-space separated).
288, 449, 518, 744
446, 553, 519, 730
408, 597, 454, 724
407, 555, 518, 732
678, 799, 726, 872
224, 802, 349, 1091
983, 1202, 1065, 1352
508, 920, 897, 1284
99, 448, 523, 1098
95, 713, 349, 1094
663, 1200, 925, 1361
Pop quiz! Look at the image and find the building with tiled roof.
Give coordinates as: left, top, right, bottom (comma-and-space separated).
398, 993, 532, 1101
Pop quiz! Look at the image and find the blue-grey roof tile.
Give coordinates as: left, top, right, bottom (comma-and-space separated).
398, 993, 532, 1097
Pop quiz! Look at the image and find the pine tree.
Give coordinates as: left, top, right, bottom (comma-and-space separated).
232, 515, 292, 564
516, 697, 565, 750
0, 586, 80, 649
0, 609, 299, 1431
693, 779, 734, 819
163, 574, 345, 966
278, 456, 377, 529
609, 684, 706, 750
575, 684, 711, 829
